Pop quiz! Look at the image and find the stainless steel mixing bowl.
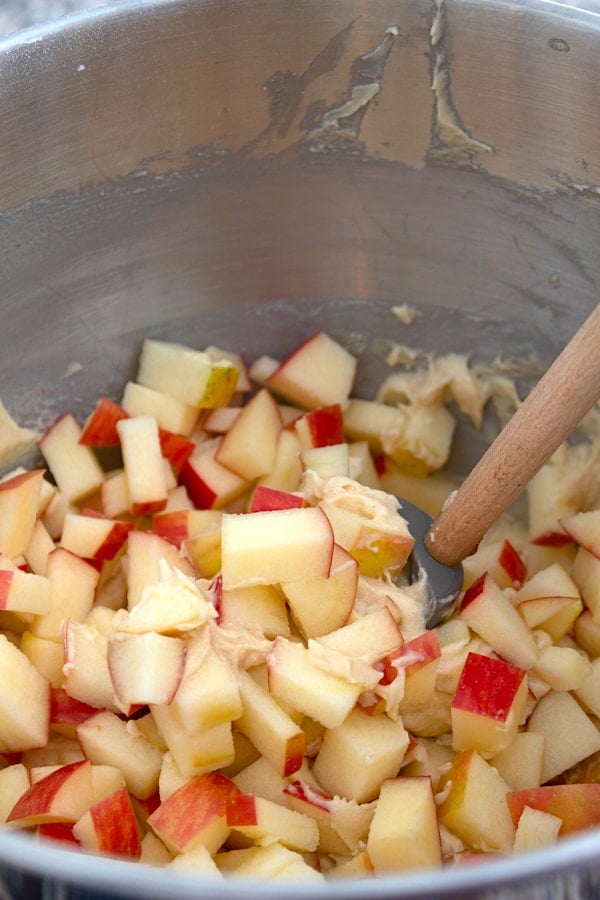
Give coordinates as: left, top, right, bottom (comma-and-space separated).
1, 0, 600, 896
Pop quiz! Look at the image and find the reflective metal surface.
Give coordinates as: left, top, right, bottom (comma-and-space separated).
1, 0, 600, 896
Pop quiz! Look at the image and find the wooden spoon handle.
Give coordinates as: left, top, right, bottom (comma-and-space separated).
425, 303, 600, 568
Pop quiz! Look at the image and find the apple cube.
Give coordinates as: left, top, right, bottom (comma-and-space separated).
23, 519, 56, 576
378, 630, 442, 711
31, 548, 99, 641
77, 710, 163, 800
312, 708, 410, 803
73, 785, 142, 858
217, 581, 290, 639
281, 544, 357, 639
265, 331, 357, 410
300, 443, 351, 480
460, 573, 538, 669
315, 606, 403, 665
526, 463, 577, 546
572, 546, 600, 622
512, 805, 562, 853
168, 641, 242, 730
283, 779, 375, 856
366, 776, 442, 872
532, 644, 591, 692
235, 668, 305, 777
151, 703, 235, 778
100, 469, 130, 519
0, 764, 30, 823
248, 486, 303, 514
116, 416, 168, 516
121, 380, 199, 436
123, 529, 196, 609
489, 731, 545, 791
462, 539, 527, 591
451, 652, 528, 756
437, 749, 515, 852
79, 397, 129, 447
507, 783, 600, 835
167, 844, 223, 876
294, 404, 345, 449
147, 771, 241, 855
60, 511, 133, 562
266, 636, 365, 729
255, 428, 303, 494
62, 619, 121, 712
0, 632, 50, 752
137, 339, 240, 408
39, 413, 105, 504
527, 690, 600, 784
343, 398, 405, 455
179, 437, 249, 510
226, 793, 319, 852
107, 631, 187, 706
516, 563, 582, 641
0, 568, 50, 616
215, 388, 282, 480
220, 506, 334, 590
383, 402, 456, 477
573, 609, 600, 658
560, 509, 600, 558
0, 469, 45, 559
214, 841, 323, 880
7, 759, 94, 826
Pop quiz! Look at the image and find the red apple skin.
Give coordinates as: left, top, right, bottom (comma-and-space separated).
50, 688, 98, 729
303, 404, 345, 447
7, 760, 91, 825
79, 398, 129, 446
38, 822, 80, 846
376, 632, 441, 685
452, 652, 526, 721
78, 509, 134, 561
178, 460, 217, 510
249, 486, 304, 513
158, 429, 195, 472
84, 785, 142, 859
507, 784, 600, 835
147, 771, 241, 851
284, 780, 332, 813
532, 530, 572, 548
460, 574, 486, 611
226, 793, 260, 827
152, 510, 192, 547
498, 540, 527, 586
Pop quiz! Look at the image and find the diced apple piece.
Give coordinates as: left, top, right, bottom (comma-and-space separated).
343, 398, 405, 455
151, 703, 235, 778
233, 757, 288, 807
100, 469, 130, 519
218, 581, 290, 639
0, 568, 50, 616
316, 607, 403, 665
0, 765, 31, 824
167, 844, 223, 876
248, 486, 303, 514
31, 548, 99, 641
39, 414, 105, 503
489, 732, 545, 791
79, 398, 128, 447
121, 381, 199, 436
507, 783, 600, 835
451, 652, 528, 756
256, 428, 303, 493
153, 508, 222, 548
0, 632, 50, 752
7, 760, 93, 826
572, 546, 600, 622
0, 401, 37, 469
147, 771, 240, 855
462, 539, 527, 591
348, 440, 382, 490
281, 544, 357, 639
527, 690, 600, 784
169, 641, 242, 730
573, 609, 600, 658
265, 331, 357, 411
204, 345, 251, 391
312, 708, 410, 803
21, 632, 65, 689
116, 416, 168, 516
73, 785, 142, 858
23, 519, 55, 576
527, 464, 577, 546
532, 644, 592, 692
179, 437, 249, 510
226, 794, 319, 853
60, 511, 133, 562
62, 619, 120, 712
0, 469, 45, 560
283, 779, 375, 856
137, 338, 240, 408
366, 776, 441, 872
77, 710, 163, 800
378, 630, 442, 711
516, 563, 582, 641
215, 388, 282, 480
267, 637, 365, 729
107, 631, 187, 706
560, 509, 600, 558
512, 805, 562, 852
300, 443, 350, 480
123, 530, 196, 609
235, 669, 304, 778
49, 687, 98, 736
294, 404, 345, 450
437, 749, 515, 853
215, 841, 323, 880
460, 573, 538, 669
220, 506, 334, 590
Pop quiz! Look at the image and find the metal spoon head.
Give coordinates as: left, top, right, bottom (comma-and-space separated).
397, 497, 463, 629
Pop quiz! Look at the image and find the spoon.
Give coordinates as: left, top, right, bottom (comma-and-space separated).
402, 302, 600, 628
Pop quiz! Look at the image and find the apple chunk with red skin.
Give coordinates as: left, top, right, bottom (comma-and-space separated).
377, 630, 442, 710
281, 543, 358, 639
294, 404, 345, 449
265, 331, 357, 410
147, 771, 241, 855
226, 793, 319, 853
116, 416, 168, 516
0, 469, 45, 559
248, 486, 304, 513
60, 511, 133, 562
79, 397, 128, 447
7, 759, 94, 826
462, 539, 527, 591
506, 783, 600, 835
73, 785, 142, 859
451, 652, 528, 756
0, 567, 50, 616
220, 506, 334, 590
39, 413, 105, 504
